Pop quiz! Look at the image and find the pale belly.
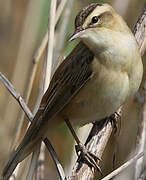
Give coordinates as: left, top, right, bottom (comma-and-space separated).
61, 70, 131, 126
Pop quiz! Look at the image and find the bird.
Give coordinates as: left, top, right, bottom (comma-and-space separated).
1, 3, 143, 180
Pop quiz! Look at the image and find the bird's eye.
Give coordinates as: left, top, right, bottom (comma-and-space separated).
91, 16, 99, 24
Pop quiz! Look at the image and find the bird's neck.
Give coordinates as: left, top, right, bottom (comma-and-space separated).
82, 29, 135, 71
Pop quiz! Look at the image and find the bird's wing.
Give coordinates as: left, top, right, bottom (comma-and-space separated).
23, 41, 94, 144
41, 41, 94, 115
2, 42, 94, 180
27, 41, 94, 141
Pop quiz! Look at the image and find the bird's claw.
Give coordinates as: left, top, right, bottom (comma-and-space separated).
75, 143, 102, 174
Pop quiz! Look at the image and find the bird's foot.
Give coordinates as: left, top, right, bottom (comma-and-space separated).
75, 142, 102, 174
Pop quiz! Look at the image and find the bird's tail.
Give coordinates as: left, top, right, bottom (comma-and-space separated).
1, 133, 42, 180
1, 110, 44, 180
1, 142, 38, 180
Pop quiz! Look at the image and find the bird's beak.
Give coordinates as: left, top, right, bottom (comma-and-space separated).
69, 29, 85, 41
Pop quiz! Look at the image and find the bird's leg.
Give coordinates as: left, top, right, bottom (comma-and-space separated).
64, 118, 102, 173
109, 110, 122, 134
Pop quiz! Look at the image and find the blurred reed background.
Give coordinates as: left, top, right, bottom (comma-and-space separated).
0, 0, 145, 179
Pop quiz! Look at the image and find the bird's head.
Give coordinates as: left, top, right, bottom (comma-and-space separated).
69, 3, 130, 52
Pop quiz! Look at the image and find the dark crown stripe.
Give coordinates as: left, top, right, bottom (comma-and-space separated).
75, 3, 102, 28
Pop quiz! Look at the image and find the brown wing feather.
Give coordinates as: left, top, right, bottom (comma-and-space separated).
24, 41, 94, 147
41, 41, 94, 106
